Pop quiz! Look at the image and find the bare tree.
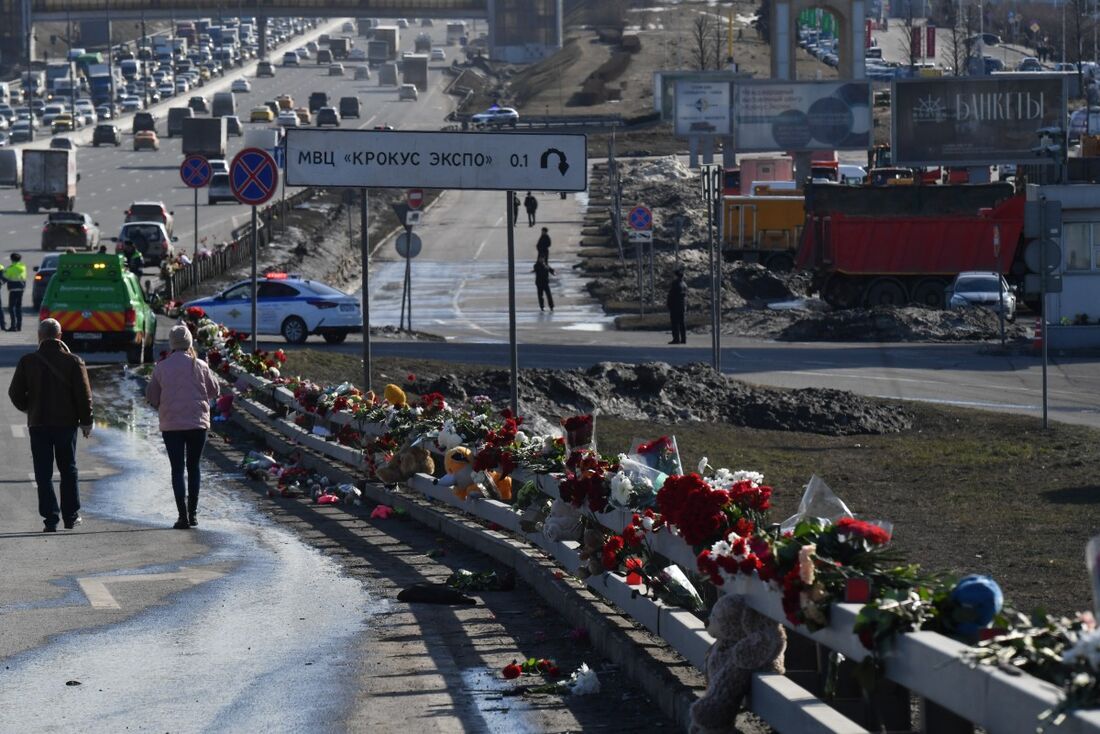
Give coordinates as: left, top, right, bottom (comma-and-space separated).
939, 0, 973, 75
712, 10, 730, 69
898, 6, 920, 68
690, 13, 715, 70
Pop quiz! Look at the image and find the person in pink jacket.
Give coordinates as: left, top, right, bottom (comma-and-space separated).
146, 325, 221, 529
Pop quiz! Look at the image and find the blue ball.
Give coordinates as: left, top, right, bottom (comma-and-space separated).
949, 575, 1004, 635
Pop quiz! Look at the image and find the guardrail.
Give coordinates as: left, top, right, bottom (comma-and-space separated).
216, 364, 1100, 734
163, 186, 315, 300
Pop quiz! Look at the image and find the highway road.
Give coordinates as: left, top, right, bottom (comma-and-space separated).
0, 18, 456, 287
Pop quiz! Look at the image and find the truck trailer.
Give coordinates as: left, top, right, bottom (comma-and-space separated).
401, 54, 429, 92
22, 148, 77, 213
796, 183, 1026, 310
181, 117, 228, 161
372, 26, 399, 60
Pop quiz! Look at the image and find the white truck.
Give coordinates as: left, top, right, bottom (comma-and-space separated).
22, 148, 78, 213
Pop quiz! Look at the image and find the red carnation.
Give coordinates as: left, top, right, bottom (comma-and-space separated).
502, 661, 522, 679
406, 372, 416, 383
836, 517, 891, 545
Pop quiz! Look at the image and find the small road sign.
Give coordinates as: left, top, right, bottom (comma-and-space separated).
628, 205, 653, 231
272, 146, 286, 170
229, 147, 279, 206
405, 210, 422, 226
628, 230, 653, 243
396, 231, 422, 258
180, 154, 211, 188
407, 188, 424, 209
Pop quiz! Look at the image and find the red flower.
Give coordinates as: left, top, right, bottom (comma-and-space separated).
502, 661, 522, 679
473, 447, 500, 472
836, 517, 891, 545
624, 557, 643, 573
185, 306, 206, 319
406, 372, 416, 383
273, 349, 287, 364
635, 436, 673, 455
728, 480, 772, 512
657, 474, 731, 547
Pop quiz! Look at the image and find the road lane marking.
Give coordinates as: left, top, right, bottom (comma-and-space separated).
77, 568, 224, 609
27, 469, 109, 480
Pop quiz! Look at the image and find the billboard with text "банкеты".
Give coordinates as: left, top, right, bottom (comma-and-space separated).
891, 75, 1067, 167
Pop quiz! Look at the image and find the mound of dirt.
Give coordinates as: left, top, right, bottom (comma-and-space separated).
728, 262, 810, 302
422, 361, 912, 436
777, 306, 1030, 342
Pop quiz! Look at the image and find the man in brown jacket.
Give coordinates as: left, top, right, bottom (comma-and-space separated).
8, 318, 94, 532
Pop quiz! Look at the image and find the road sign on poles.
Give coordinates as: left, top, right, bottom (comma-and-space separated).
284, 129, 587, 192
628, 205, 653, 231
180, 155, 211, 188
407, 188, 424, 209
229, 147, 279, 206
396, 232, 422, 258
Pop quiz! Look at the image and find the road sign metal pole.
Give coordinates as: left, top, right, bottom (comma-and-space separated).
995, 224, 1005, 346
250, 205, 258, 354
404, 224, 413, 331
506, 190, 519, 417
708, 192, 717, 370
193, 188, 199, 258
714, 174, 722, 373
1040, 196, 1049, 429
361, 188, 371, 392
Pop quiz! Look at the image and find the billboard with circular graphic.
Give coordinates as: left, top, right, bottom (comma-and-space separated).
732, 81, 872, 152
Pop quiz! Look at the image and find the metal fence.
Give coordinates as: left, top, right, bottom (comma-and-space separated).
163, 187, 316, 301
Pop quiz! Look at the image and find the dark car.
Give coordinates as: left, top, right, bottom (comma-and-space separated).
32, 253, 60, 310
316, 107, 340, 127
225, 114, 243, 136
338, 96, 360, 118
264, 100, 280, 116
41, 211, 101, 251
132, 111, 156, 134
257, 60, 275, 77
188, 95, 209, 113
308, 91, 329, 113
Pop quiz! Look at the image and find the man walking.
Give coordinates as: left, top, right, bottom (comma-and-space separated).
4, 252, 26, 332
535, 227, 551, 262
666, 267, 687, 345
533, 256, 555, 311
512, 193, 520, 225
8, 318, 94, 532
524, 191, 538, 227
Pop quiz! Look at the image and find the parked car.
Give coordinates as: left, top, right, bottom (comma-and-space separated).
31, 253, 60, 310
133, 130, 159, 151
208, 172, 234, 204
398, 84, 419, 101
125, 201, 174, 237
1069, 106, 1100, 142
338, 96, 360, 118
1017, 57, 1043, 72
471, 106, 519, 127
945, 271, 1017, 321
182, 274, 361, 344
316, 107, 340, 127
41, 211, 100, 251
114, 221, 176, 265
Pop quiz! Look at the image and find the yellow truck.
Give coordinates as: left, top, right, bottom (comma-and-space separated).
721, 195, 805, 271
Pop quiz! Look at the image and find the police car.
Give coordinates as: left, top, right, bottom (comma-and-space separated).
183, 274, 361, 344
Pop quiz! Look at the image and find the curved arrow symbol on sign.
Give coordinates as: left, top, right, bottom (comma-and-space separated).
539, 148, 570, 176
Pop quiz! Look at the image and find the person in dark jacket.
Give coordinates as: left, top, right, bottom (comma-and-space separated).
666, 268, 687, 344
533, 256, 555, 311
523, 191, 538, 226
512, 193, 520, 225
535, 227, 551, 262
8, 318, 94, 531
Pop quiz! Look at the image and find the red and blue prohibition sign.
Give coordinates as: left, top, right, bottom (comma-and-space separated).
229, 147, 278, 206
180, 154, 211, 188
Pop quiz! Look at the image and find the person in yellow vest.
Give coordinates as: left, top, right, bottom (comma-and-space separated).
4, 252, 27, 332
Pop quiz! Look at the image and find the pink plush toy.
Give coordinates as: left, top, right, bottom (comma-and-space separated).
215, 393, 234, 419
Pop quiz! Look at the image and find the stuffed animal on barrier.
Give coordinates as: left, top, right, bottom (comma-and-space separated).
576, 528, 606, 579
383, 383, 407, 408
689, 595, 787, 734
480, 469, 514, 502
542, 499, 583, 542
376, 443, 436, 485
434, 446, 480, 500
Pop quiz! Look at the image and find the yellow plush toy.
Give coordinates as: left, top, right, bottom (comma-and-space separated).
383, 384, 407, 407
435, 446, 480, 500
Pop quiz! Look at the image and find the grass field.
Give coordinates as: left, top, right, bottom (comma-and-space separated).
283, 348, 1100, 616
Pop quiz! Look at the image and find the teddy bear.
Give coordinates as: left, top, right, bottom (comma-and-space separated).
575, 528, 606, 579
434, 446, 480, 500
376, 443, 436, 485
689, 595, 787, 734
383, 383, 407, 407
542, 499, 583, 542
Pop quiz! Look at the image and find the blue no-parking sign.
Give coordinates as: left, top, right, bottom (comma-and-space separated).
229, 148, 279, 206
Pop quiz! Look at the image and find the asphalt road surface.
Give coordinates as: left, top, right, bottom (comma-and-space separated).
0, 17, 454, 287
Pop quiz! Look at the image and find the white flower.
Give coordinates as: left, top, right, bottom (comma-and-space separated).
697, 457, 709, 474
710, 540, 732, 557
515, 430, 528, 444
1075, 672, 1093, 688
609, 472, 633, 506
1064, 629, 1100, 670
568, 663, 601, 696
707, 467, 765, 490
641, 515, 654, 531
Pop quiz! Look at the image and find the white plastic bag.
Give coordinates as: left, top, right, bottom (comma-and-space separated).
780, 475, 853, 532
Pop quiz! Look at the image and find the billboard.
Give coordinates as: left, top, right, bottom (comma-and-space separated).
731, 81, 872, 152
674, 80, 731, 136
653, 70, 742, 120
892, 75, 1067, 166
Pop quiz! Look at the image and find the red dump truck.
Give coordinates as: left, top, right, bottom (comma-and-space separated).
795, 183, 1027, 309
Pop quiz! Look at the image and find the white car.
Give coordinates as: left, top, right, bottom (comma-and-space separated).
470, 106, 519, 128
231, 78, 251, 93
175, 79, 190, 94
208, 159, 229, 175
945, 271, 1017, 321
120, 96, 142, 113
276, 111, 299, 127
430, 47, 446, 61
183, 275, 362, 344
158, 82, 175, 98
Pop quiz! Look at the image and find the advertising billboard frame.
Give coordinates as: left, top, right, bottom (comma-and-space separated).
730, 79, 873, 153
890, 74, 1068, 167
674, 79, 732, 137
653, 70, 745, 121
